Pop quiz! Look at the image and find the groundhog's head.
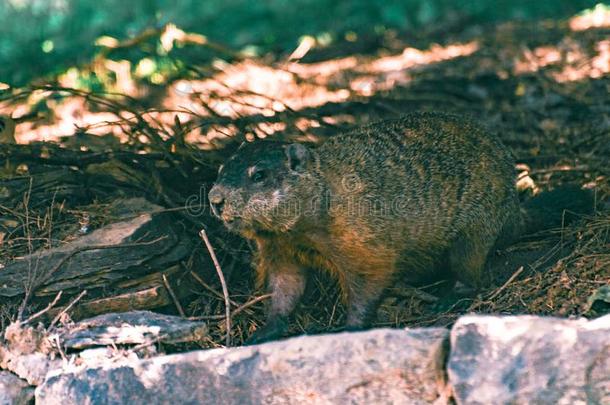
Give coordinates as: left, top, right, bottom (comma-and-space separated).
208, 141, 322, 235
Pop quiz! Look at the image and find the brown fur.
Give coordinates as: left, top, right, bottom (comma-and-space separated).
209, 112, 523, 342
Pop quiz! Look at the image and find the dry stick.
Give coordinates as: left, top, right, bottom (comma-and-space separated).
189, 294, 272, 321
19, 190, 61, 322
53, 334, 68, 362
17, 178, 35, 321
227, 293, 270, 318
190, 270, 238, 307
488, 266, 525, 301
129, 333, 170, 353
162, 274, 186, 318
49, 290, 87, 329
199, 229, 231, 347
22, 291, 63, 325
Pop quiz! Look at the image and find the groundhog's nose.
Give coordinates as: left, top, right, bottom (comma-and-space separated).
209, 187, 225, 217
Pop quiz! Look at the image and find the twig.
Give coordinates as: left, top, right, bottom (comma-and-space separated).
49, 290, 87, 329
129, 333, 169, 353
162, 274, 186, 318
21, 291, 63, 325
400, 286, 439, 303
53, 334, 68, 362
189, 293, 272, 320
17, 178, 34, 321
229, 293, 271, 317
488, 266, 525, 301
190, 270, 238, 306
199, 229, 231, 347
529, 166, 589, 175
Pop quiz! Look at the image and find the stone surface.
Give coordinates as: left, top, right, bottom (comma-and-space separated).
57, 310, 208, 350
36, 328, 449, 405
0, 371, 34, 405
447, 314, 610, 405
0, 344, 60, 386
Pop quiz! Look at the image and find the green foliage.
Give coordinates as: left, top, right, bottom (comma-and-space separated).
0, 0, 603, 87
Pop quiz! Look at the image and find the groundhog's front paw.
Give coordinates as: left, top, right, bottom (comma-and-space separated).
244, 316, 288, 345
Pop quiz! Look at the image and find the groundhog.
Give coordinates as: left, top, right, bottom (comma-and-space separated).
208, 112, 588, 344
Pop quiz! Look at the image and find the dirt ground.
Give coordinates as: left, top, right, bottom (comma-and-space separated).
1, 11, 609, 347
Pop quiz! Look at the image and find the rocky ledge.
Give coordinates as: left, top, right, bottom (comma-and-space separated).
2, 314, 609, 404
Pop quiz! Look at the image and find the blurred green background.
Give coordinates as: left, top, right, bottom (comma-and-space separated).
0, 0, 601, 86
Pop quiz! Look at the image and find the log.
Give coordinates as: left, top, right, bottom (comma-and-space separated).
0, 198, 194, 317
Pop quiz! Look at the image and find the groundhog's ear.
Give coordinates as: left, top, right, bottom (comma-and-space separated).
284, 143, 310, 172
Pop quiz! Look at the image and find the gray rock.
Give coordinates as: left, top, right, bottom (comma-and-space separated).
0, 345, 59, 386
0, 371, 34, 405
57, 310, 208, 350
447, 314, 610, 405
36, 328, 449, 405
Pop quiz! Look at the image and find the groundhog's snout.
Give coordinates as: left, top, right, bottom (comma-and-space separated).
208, 186, 226, 219
209, 185, 242, 228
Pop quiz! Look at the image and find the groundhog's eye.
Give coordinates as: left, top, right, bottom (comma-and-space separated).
250, 169, 267, 183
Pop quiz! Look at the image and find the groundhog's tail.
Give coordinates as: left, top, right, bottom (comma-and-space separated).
521, 185, 595, 234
